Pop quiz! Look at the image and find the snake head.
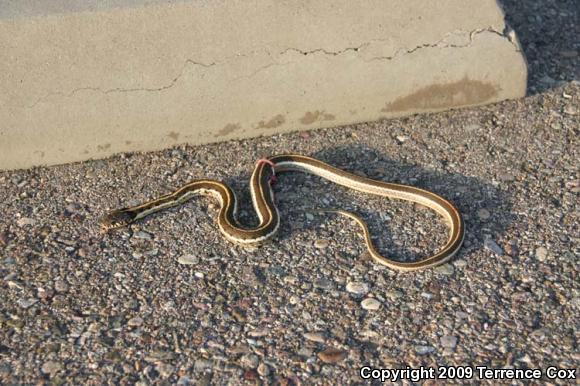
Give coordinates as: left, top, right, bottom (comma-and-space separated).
100, 209, 137, 231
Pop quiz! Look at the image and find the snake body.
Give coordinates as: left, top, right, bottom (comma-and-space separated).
100, 154, 464, 271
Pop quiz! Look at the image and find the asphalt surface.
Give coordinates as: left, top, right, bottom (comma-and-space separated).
0, 0, 578, 385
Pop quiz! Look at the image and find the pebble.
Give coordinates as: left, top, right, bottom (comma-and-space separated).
361, 298, 381, 310
133, 231, 152, 240
257, 362, 270, 376
240, 353, 260, 369
440, 335, 458, 349
16, 217, 35, 227
477, 208, 491, 220
386, 290, 403, 300
304, 332, 326, 343
156, 363, 174, 378
177, 376, 193, 385
346, 281, 370, 296
414, 345, 435, 355
505, 241, 519, 257
559, 50, 578, 58
41, 361, 62, 375
194, 359, 213, 372
498, 173, 516, 182
127, 317, 144, 327
563, 105, 577, 115
65, 203, 82, 214
297, 347, 313, 357
317, 348, 347, 363
17, 298, 37, 309
484, 238, 504, 255
434, 264, 455, 275
243, 369, 259, 380
314, 239, 329, 249
247, 329, 269, 338
0, 231, 9, 246
359, 330, 380, 339
421, 292, 434, 300
396, 135, 408, 144
177, 255, 200, 265
535, 247, 548, 261
314, 278, 334, 290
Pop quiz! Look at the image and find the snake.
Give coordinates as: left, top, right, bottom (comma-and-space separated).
100, 154, 464, 271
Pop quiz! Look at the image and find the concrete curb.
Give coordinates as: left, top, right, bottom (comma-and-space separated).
0, 0, 527, 170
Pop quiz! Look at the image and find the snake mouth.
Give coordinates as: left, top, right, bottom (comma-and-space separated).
99, 209, 137, 231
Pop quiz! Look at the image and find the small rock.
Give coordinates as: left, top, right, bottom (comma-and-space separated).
396, 135, 408, 144
453, 259, 467, 268
17, 298, 37, 309
563, 105, 577, 116
477, 208, 491, 220
421, 292, 434, 300
16, 217, 35, 227
240, 354, 260, 369
304, 332, 326, 343
145, 248, 158, 256
194, 359, 212, 372
41, 361, 62, 375
559, 50, 578, 58
247, 329, 268, 338
297, 347, 313, 357
535, 247, 548, 261
346, 281, 370, 296
318, 348, 347, 363
243, 369, 259, 380
505, 241, 519, 257
313, 278, 334, 290
540, 75, 557, 86
361, 298, 381, 310
177, 376, 193, 385
305, 213, 314, 221
386, 290, 403, 300
314, 239, 329, 249
133, 231, 152, 240
440, 335, 458, 349
434, 264, 455, 275
359, 330, 380, 339
127, 317, 144, 327
156, 363, 174, 378
0, 231, 10, 246
498, 173, 516, 182
177, 255, 199, 265
414, 345, 435, 355
0, 362, 11, 375
65, 203, 83, 214
257, 362, 270, 376
484, 238, 504, 255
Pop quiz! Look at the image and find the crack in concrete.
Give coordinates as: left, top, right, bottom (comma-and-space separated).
365, 27, 513, 62
27, 59, 216, 108
27, 27, 518, 108
278, 42, 370, 57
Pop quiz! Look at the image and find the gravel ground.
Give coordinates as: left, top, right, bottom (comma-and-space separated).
1, 2, 579, 385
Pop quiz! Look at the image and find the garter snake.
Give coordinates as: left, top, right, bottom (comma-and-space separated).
100, 154, 464, 271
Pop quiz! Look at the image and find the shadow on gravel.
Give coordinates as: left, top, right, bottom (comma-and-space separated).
499, 0, 579, 94
232, 144, 515, 266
